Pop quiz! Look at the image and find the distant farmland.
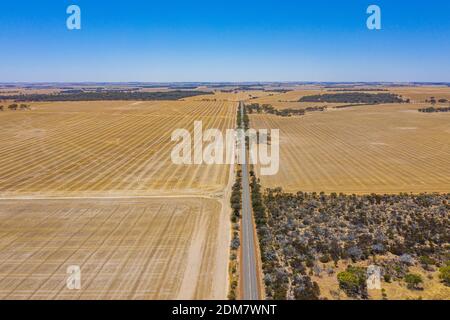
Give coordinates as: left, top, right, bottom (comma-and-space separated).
0, 90, 213, 101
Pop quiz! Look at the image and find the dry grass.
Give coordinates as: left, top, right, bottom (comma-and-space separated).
249, 85, 450, 110
251, 102, 450, 194
185, 90, 274, 102
0, 197, 227, 299
0, 100, 236, 197
0, 88, 62, 96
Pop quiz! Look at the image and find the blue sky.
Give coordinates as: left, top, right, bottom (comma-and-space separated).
1, 0, 449, 82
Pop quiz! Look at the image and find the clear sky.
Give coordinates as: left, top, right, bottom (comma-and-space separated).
1, 0, 449, 82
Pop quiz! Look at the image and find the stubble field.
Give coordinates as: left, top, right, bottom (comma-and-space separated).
251, 87, 450, 300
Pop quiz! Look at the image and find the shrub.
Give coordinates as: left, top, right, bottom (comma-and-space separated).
337, 266, 367, 297
438, 265, 450, 286
230, 237, 240, 250
293, 275, 320, 300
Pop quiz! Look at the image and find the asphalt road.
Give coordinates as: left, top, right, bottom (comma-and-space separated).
239, 102, 259, 300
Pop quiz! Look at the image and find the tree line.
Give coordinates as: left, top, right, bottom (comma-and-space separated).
228, 166, 242, 300
330, 88, 388, 92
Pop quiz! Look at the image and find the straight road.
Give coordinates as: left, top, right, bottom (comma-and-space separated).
239, 102, 259, 300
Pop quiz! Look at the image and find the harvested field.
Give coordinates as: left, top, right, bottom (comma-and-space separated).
249, 88, 349, 110
0, 88, 62, 96
0, 100, 236, 197
0, 197, 228, 299
251, 103, 450, 194
386, 86, 450, 103
258, 189, 450, 300
0, 99, 235, 300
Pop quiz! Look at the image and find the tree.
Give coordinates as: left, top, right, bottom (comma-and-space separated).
404, 273, 423, 290
399, 254, 414, 266
439, 264, 450, 286
227, 291, 236, 300
230, 235, 240, 250
319, 254, 331, 263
